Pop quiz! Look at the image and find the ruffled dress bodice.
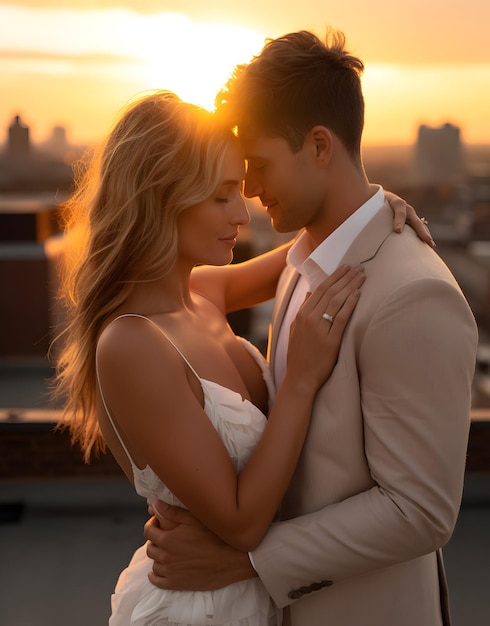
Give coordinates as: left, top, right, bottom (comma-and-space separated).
96, 315, 280, 626
132, 337, 274, 512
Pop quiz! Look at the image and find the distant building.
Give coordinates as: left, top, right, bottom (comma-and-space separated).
0, 116, 74, 193
43, 125, 69, 159
414, 123, 464, 185
0, 115, 73, 358
8, 115, 30, 157
0, 193, 64, 357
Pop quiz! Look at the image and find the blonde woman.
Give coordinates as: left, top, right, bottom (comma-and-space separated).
54, 90, 429, 625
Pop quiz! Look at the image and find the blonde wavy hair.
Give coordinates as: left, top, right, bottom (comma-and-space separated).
53, 90, 236, 461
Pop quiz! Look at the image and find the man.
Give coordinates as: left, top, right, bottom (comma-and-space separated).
144, 30, 478, 625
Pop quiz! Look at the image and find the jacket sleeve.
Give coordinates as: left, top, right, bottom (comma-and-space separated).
251, 275, 478, 608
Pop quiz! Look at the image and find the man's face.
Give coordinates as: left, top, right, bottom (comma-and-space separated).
241, 132, 326, 234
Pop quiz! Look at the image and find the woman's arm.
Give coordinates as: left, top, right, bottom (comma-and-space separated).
191, 191, 433, 315
97, 266, 363, 553
190, 238, 294, 314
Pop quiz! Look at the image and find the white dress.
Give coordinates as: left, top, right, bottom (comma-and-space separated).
96, 314, 281, 626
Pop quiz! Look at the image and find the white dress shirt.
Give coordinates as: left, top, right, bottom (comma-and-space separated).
273, 186, 385, 386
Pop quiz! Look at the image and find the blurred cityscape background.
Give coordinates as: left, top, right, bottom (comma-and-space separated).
3, 113, 490, 400
1, 114, 489, 624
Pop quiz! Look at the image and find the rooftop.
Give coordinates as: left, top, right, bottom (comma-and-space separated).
0, 475, 488, 625
0, 360, 489, 625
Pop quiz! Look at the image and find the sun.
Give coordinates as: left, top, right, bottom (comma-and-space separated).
132, 15, 266, 110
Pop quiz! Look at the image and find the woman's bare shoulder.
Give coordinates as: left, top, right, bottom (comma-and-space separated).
98, 314, 152, 352
96, 314, 182, 377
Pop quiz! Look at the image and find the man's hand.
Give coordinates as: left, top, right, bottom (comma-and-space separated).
144, 501, 257, 591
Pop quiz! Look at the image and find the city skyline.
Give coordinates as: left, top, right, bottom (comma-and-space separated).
0, 0, 489, 147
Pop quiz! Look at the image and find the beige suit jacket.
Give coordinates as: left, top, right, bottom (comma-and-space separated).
252, 203, 478, 626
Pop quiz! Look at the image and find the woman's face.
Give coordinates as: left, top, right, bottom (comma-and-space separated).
177, 141, 249, 267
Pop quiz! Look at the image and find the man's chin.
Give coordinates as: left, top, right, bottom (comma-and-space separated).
270, 218, 295, 234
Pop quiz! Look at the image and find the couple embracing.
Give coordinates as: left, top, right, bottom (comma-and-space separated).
56, 29, 477, 626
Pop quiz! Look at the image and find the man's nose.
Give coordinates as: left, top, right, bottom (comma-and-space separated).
243, 172, 262, 199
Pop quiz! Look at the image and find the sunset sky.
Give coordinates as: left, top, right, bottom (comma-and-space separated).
0, 0, 488, 147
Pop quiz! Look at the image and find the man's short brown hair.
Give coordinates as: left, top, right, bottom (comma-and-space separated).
216, 29, 365, 157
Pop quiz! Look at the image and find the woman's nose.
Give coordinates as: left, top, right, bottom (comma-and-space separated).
232, 196, 250, 225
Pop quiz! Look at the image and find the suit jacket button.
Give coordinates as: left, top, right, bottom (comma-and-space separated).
320, 580, 333, 588
287, 589, 304, 600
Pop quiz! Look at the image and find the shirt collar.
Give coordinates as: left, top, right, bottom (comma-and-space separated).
288, 185, 384, 289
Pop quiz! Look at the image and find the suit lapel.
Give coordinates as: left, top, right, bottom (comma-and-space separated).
268, 264, 300, 376
268, 201, 394, 373
339, 201, 394, 267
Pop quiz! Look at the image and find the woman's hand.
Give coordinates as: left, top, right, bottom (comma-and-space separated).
286, 265, 364, 392
385, 190, 435, 248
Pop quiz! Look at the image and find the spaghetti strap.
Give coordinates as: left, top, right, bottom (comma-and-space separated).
95, 313, 201, 467
112, 314, 201, 378
95, 341, 133, 464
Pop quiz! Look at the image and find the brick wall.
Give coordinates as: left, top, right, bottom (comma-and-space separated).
0, 411, 122, 478
1, 409, 489, 479
466, 410, 490, 474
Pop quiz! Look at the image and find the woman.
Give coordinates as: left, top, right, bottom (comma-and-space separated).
54, 90, 430, 625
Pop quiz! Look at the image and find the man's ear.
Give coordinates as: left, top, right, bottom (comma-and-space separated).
309, 125, 333, 165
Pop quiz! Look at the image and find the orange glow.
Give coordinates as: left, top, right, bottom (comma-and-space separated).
362, 64, 490, 145
134, 15, 265, 111
0, 8, 266, 145
0, 3, 488, 147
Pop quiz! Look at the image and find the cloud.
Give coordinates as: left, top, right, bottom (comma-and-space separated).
0, 50, 140, 64
0, 0, 169, 11
2, 0, 489, 64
